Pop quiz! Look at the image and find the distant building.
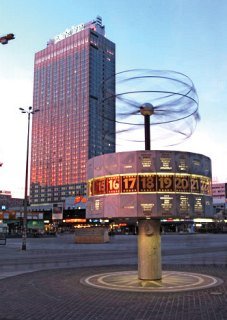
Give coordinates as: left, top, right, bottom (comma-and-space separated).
212, 182, 227, 218
0, 190, 23, 210
30, 16, 116, 207
212, 183, 227, 199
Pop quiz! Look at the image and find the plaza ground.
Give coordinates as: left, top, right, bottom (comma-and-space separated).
0, 233, 226, 319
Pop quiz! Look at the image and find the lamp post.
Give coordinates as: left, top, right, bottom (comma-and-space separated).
0, 33, 15, 45
19, 106, 39, 251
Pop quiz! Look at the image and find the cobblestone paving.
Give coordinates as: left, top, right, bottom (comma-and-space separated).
0, 264, 226, 320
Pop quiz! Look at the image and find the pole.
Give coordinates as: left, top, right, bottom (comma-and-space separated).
138, 219, 161, 280
19, 106, 39, 251
138, 103, 162, 281
140, 103, 153, 151
144, 115, 150, 150
22, 112, 30, 251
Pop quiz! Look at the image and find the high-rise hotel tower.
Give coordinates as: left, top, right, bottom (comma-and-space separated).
30, 17, 115, 206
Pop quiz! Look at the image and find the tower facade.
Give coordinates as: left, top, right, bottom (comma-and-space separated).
30, 17, 115, 205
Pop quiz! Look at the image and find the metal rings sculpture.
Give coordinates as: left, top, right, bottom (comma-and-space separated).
101, 69, 200, 148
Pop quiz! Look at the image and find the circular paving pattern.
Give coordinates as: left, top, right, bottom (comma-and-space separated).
81, 270, 223, 293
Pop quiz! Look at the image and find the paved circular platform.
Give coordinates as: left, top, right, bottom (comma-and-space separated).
81, 270, 223, 292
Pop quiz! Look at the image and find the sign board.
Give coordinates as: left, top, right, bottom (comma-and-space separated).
52, 204, 63, 220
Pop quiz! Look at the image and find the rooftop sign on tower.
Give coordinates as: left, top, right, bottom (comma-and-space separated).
49, 16, 105, 45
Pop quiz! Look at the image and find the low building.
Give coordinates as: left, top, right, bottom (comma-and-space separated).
0, 190, 23, 210
212, 182, 227, 218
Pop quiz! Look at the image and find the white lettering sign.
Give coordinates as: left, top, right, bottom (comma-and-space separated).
54, 23, 85, 43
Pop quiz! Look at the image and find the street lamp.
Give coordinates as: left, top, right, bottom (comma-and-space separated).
19, 106, 39, 250
0, 33, 15, 45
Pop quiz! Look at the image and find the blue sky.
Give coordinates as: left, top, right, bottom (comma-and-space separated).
0, 0, 227, 197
